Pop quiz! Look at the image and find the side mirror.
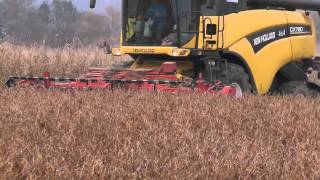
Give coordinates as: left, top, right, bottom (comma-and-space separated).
90, 0, 96, 9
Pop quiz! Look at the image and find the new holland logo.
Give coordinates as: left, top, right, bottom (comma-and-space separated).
247, 25, 312, 53
253, 32, 276, 47
133, 48, 155, 54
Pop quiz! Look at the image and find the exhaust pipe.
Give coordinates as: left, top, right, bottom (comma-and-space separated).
248, 0, 320, 12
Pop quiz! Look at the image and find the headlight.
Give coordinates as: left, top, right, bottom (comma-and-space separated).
171, 49, 189, 57
172, 49, 180, 56
180, 50, 188, 56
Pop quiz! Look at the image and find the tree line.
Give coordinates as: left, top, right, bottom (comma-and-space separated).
0, 0, 121, 47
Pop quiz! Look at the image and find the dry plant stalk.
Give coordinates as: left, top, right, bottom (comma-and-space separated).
0, 42, 125, 83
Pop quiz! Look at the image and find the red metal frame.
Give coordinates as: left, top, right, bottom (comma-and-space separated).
5, 62, 242, 97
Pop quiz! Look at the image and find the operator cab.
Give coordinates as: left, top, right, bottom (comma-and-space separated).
122, 0, 248, 47
123, 0, 202, 46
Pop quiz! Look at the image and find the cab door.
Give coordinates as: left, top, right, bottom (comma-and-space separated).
198, 16, 223, 50
197, 0, 240, 50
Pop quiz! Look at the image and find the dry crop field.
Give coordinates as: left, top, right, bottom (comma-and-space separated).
1, 42, 320, 179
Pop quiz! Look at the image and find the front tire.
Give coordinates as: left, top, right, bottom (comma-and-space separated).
219, 63, 253, 92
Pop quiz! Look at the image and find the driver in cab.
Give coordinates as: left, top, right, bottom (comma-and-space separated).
138, 0, 169, 41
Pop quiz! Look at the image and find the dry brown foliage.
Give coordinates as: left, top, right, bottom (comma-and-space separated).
1, 43, 320, 179
0, 42, 123, 83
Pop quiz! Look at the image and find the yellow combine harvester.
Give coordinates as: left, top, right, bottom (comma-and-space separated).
97, 0, 320, 95
6, 0, 320, 96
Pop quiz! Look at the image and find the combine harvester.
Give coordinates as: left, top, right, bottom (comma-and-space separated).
6, 0, 320, 97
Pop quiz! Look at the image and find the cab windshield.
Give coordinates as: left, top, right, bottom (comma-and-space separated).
122, 0, 205, 47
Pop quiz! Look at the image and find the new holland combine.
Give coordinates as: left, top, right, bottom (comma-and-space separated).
6, 0, 320, 96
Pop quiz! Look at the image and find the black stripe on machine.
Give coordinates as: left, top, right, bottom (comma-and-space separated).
247, 25, 312, 53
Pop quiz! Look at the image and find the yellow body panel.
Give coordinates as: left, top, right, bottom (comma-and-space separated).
229, 38, 293, 94
285, 12, 316, 60
223, 10, 288, 48
115, 46, 190, 57
224, 10, 316, 94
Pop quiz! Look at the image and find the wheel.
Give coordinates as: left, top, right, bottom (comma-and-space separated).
218, 63, 253, 92
277, 81, 317, 96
